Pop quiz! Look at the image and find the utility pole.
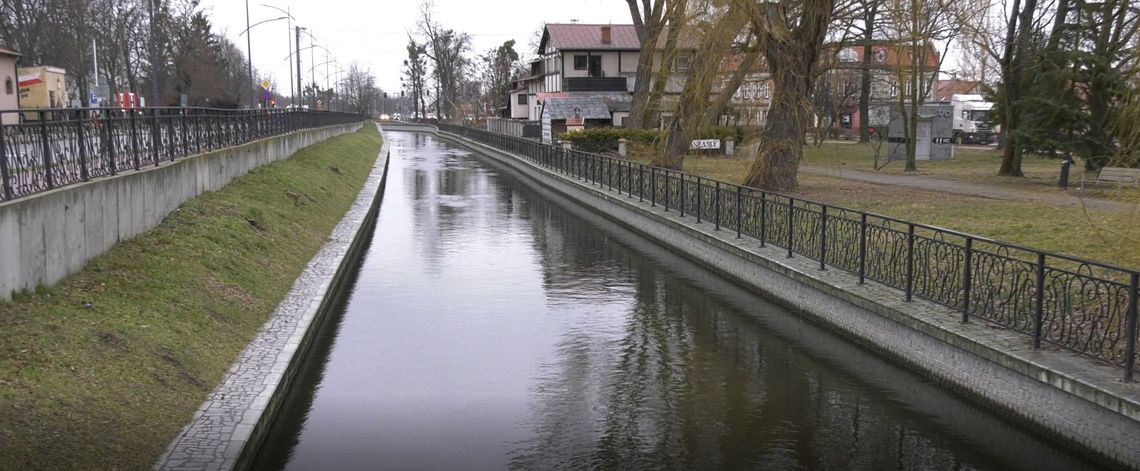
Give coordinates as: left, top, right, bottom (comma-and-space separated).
147, 0, 159, 107
296, 26, 303, 108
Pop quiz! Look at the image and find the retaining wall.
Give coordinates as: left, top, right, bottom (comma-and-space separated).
0, 121, 362, 301
383, 123, 1140, 469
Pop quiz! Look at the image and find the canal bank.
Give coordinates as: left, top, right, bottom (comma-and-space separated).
249, 130, 1101, 470
153, 125, 391, 470
385, 123, 1140, 468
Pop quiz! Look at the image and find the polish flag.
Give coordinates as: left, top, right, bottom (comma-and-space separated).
17, 74, 41, 87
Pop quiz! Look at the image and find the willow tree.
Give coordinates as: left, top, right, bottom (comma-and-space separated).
742, 0, 836, 190
655, 1, 753, 168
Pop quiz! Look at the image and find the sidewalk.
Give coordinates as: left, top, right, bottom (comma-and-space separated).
799, 165, 1136, 213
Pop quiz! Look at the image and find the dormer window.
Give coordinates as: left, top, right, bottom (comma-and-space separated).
4, 77, 11, 95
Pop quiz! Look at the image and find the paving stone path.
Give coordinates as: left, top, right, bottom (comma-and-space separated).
800, 165, 1136, 213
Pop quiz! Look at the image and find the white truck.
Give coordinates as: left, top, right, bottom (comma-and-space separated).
950, 94, 995, 145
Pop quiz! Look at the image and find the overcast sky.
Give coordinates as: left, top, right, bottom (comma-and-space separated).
197, 0, 635, 97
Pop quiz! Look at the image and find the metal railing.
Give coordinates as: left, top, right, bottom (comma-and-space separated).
437, 123, 1140, 380
0, 107, 362, 202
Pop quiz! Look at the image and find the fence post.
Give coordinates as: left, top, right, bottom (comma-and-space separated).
105, 112, 117, 175
130, 110, 141, 170
151, 107, 160, 167
1034, 252, 1046, 349
786, 197, 794, 258
76, 110, 89, 181
759, 192, 767, 248
962, 237, 973, 323
859, 213, 867, 284
40, 118, 54, 189
0, 121, 11, 199
715, 182, 721, 231
1124, 273, 1138, 382
651, 167, 656, 207
181, 110, 189, 158
906, 224, 916, 301
696, 178, 702, 223
736, 186, 742, 238
664, 172, 670, 212
639, 165, 644, 202
679, 176, 685, 217
627, 161, 633, 198
819, 206, 827, 270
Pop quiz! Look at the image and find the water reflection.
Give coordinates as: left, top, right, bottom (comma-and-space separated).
252, 132, 1102, 471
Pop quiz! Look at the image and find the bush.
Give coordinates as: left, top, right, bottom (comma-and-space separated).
559, 128, 662, 153
560, 126, 745, 153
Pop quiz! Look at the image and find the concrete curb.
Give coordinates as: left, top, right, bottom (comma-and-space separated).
154, 124, 391, 471
400, 124, 1140, 469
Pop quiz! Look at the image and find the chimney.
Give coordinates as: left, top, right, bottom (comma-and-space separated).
601, 26, 612, 45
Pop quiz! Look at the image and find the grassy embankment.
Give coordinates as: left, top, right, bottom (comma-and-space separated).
634, 142, 1140, 268
0, 123, 381, 469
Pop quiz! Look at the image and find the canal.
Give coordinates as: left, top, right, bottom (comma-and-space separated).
251, 131, 1100, 470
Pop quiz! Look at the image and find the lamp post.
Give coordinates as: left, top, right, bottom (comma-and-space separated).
260, 4, 296, 106
240, 13, 288, 108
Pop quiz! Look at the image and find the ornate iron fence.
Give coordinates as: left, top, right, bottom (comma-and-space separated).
437, 123, 1140, 380
0, 107, 362, 202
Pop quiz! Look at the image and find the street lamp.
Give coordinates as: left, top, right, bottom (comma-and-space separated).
240, 13, 289, 108
260, 3, 296, 106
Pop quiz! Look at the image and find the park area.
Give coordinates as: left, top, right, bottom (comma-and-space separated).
644, 142, 1140, 270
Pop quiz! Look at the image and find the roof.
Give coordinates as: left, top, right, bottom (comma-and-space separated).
936, 80, 986, 101
824, 41, 940, 70
542, 97, 612, 120
0, 47, 21, 57
540, 24, 640, 53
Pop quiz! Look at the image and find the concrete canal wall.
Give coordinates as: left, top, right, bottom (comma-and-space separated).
0, 121, 362, 301
155, 125, 390, 470
378, 123, 1140, 469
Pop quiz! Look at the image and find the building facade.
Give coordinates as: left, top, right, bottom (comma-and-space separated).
0, 48, 20, 124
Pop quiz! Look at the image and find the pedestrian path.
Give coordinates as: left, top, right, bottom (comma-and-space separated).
800, 165, 1136, 213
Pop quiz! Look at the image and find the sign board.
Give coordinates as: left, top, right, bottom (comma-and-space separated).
690, 139, 721, 150
90, 94, 98, 106
260, 80, 271, 91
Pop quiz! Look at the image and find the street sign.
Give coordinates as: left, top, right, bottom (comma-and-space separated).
90, 94, 98, 106
260, 80, 271, 91
690, 139, 721, 150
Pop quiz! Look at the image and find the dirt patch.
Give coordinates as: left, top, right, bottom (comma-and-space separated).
95, 331, 127, 351
203, 275, 258, 310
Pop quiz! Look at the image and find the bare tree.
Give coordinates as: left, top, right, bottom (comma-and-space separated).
403, 38, 429, 119
417, 0, 470, 121
881, 0, 969, 171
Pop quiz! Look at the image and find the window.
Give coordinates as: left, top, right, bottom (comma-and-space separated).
4, 77, 11, 95
518, 94, 528, 105
574, 55, 588, 70
759, 82, 770, 99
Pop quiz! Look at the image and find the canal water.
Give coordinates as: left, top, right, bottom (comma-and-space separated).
251, 131, 1100, 470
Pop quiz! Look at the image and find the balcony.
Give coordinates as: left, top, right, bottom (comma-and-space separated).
563, 77, 628, 92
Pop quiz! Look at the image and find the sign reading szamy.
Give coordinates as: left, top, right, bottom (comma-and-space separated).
690, 139, 721, 150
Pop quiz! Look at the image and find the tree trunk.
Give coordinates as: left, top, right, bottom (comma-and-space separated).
742, 0, 833, 191
744, 78, 806, 190
996, 0, 1036, 176
858, 1, 877, 143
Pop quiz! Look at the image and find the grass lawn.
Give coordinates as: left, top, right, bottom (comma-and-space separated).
797, 141, 1140, 201
633, 150, 1140, 269
0, 124, 380, 469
